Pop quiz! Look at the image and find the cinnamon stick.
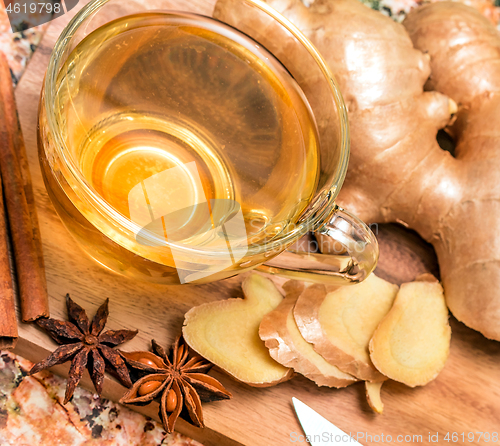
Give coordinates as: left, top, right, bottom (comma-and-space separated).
0, 173, 18, 348
9, 70, 47, 292
0, 52, 49, 322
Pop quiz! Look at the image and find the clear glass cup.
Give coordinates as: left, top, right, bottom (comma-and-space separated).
38, 0, 378, 285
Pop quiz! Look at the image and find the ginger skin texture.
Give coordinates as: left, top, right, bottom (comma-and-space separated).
259, 280, 357, 387
403, 3, 500, 341
251, 0, 499, 341
293, 274, 398, 381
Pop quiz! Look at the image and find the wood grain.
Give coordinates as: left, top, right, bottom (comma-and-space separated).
12, 1, 500, 445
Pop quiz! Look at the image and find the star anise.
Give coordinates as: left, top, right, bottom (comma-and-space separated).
29, 294, 138, 404
120, 336, 232, 433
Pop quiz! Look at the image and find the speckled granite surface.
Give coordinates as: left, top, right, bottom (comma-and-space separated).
1, 0, 499, 444
0, 1, 50, 84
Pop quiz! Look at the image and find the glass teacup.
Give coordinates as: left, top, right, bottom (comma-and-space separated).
38, 0, 378, 285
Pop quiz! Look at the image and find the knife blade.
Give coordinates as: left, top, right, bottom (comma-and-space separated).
292, 398, 363, 446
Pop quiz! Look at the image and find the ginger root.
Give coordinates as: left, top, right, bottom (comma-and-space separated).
252, 0, 451, 229
213, 0, 500, 341
293, 274, 398, 381
182, 273, 293, 386
259, 280, 357, 388
255, 0, 500, 341
369, 276, 451, 387
402, 3, 500, 341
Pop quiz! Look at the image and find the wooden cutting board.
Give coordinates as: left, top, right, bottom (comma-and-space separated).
12, 1, 500, 445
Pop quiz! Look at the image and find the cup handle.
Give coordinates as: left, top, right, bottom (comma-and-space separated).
256, 205, 379, 285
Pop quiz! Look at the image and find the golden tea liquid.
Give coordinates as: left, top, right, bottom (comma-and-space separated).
54, 12, 320, 269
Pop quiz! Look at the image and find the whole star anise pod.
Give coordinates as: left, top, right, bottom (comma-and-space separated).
29, 294, 138, 404
120, 336, 232, 433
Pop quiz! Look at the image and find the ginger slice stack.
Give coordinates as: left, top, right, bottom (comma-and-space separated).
259, 281, 357, 388
293, 274, 399, 382
182, 272, 451, 413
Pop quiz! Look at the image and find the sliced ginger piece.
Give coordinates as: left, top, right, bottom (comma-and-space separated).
365, 381, 384, 414
182, 273, 293, 387
259, 281, 357, 388
294, 274, 398, 381
369, 276, 451, 387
